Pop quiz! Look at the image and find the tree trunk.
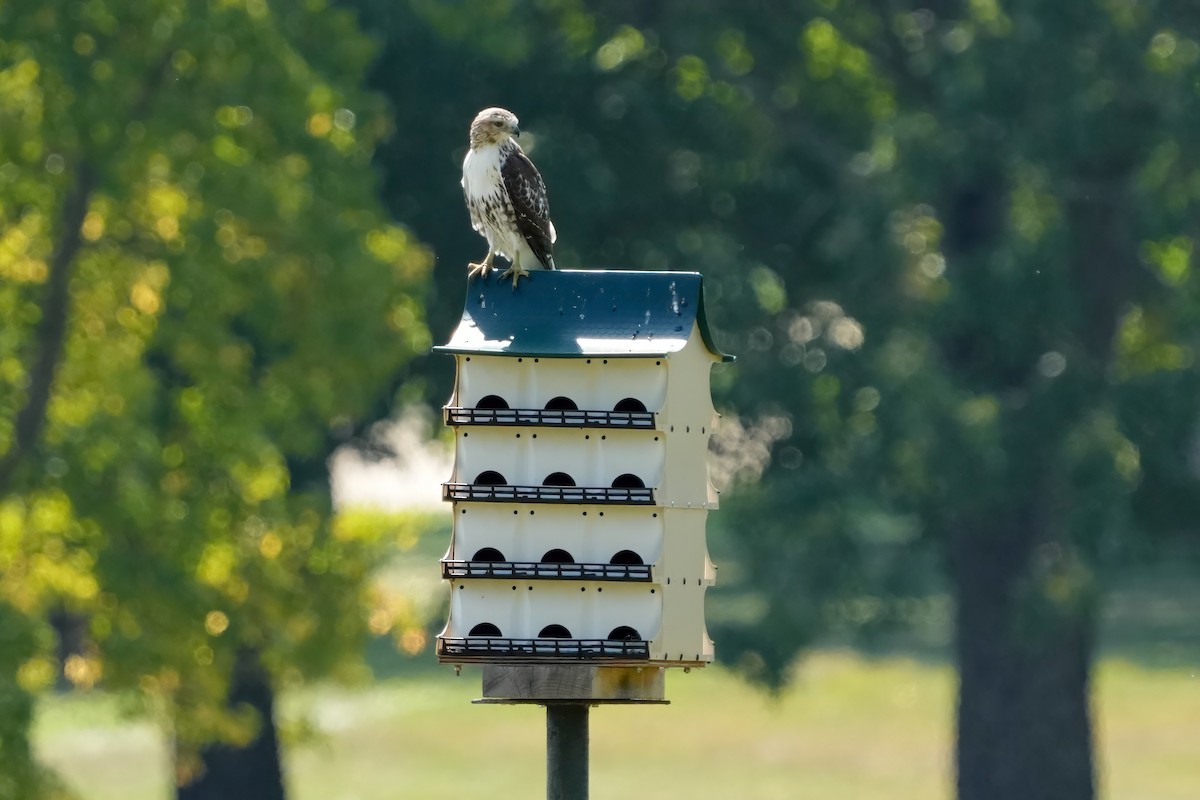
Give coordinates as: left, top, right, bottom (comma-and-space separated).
48, 607, 88, 693
0, 163, 93, 494
176, 649, 286, 800
951, 515, 1096, 800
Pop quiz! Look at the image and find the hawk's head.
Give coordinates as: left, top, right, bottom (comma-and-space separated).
469, 107, 520, 148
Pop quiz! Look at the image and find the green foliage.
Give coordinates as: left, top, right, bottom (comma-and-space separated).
0, 0, 430, 793
352, 0, 1200, 682
2, 0, 1197, 792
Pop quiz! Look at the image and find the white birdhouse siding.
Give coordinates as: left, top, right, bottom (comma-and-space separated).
455, 355, 667, 416
447, 582, 662, 644
443, 505, 714, 662
658, 325, 721, 432
657, 509, 716, 584
452, 506, 663, 566
658, 436, 718, 509
454, 427, 664, 490
659, 581, 714, 662
434, 270, 731, 671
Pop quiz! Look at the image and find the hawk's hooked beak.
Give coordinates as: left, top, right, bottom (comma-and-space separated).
510, 123, 520, 137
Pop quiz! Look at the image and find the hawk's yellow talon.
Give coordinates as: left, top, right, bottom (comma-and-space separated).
499, 265, 530, 288
467, 252, 495, 280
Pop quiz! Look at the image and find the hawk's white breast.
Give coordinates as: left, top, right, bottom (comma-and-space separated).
462, 144, 505, 225
463, 142, 525, 262
462, 140, 551, 269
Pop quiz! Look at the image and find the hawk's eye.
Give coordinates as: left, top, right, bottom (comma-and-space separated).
493, 120, 503, 127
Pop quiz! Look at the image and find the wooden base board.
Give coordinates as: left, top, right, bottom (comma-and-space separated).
475, 664, 668, 704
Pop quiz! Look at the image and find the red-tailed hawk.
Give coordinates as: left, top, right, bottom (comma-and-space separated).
462, 107, 556, 287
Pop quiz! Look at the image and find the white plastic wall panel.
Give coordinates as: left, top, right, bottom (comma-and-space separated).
658, 325, 720, 432
457, 355, 667, 414
454, 427, 664, 489
441, 308, 723, 670
658, 580, 714, 662
452, 505, 663, 565
655, 324, 721, 508
446, 581, 661, 641
657, 509, 716, 584
660, 434, 718, 508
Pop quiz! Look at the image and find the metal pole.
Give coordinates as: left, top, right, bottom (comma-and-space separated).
546, 703, 589, 800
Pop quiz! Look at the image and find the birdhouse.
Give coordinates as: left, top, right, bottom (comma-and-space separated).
434, 269, 732, 699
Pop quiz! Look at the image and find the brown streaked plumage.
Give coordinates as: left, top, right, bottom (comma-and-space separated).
461, 107, 557, 288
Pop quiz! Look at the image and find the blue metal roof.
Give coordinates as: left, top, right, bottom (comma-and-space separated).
434, 269, 734, 361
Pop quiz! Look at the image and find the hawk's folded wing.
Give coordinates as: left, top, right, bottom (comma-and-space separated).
501, 150, 556, 269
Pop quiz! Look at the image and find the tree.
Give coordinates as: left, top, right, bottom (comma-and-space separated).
701, 6, 1200, 799
351, 3, 1200, 799
0, 1, 430, 796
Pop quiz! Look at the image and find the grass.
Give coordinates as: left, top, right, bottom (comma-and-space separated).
32, 538, 1200, 799
32, 651, 1200, 800
1094, 659, 1200, 800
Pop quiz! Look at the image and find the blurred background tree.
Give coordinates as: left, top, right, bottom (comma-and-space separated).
3, 1, 1199, 799
0, 1, 429, 798
352, 2, 1200, 800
